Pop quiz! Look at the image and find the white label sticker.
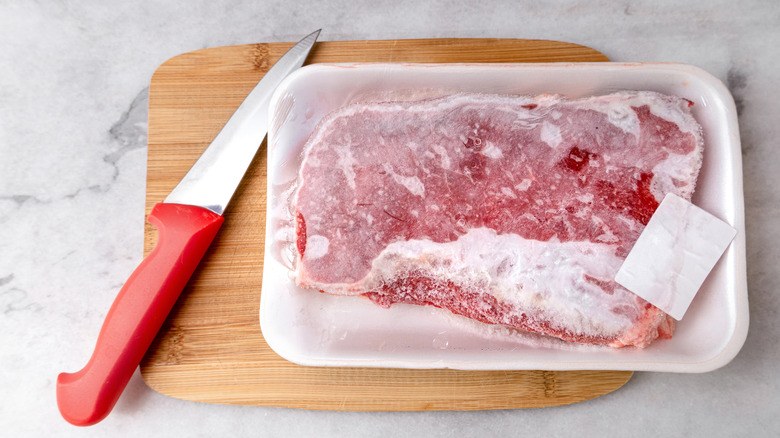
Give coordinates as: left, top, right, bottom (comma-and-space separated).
615, 193, 736, 320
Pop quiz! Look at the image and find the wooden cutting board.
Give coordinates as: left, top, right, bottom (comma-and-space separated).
140, 38, 633, 410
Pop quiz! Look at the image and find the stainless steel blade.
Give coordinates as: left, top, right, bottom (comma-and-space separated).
164, 30, 320, 215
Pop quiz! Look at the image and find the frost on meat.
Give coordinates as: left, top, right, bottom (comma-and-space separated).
292, 92, 703, 348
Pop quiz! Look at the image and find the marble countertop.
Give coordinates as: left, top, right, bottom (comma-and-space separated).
2, 1, 778, 436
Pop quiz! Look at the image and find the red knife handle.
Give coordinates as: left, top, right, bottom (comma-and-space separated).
56, 203, 224, 426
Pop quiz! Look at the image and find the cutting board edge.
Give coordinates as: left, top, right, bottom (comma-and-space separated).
139, 366, 634, 411
147, 37, 610, 85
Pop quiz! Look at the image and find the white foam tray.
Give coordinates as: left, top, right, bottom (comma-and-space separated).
260, 63, 748, 372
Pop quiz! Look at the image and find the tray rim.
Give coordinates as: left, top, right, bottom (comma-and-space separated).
260, 61, 749, 373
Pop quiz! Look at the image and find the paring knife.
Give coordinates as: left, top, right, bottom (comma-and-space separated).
56, 30, 320, 427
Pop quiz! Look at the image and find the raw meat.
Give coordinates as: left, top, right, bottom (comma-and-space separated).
292, 91, 703, 348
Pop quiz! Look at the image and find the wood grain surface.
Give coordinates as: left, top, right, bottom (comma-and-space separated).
140, 38, 633, 410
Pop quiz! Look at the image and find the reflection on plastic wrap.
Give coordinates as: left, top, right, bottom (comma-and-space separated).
268, 180, 299, 272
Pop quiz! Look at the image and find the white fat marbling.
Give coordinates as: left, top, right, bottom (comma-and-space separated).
540, 121, 563, 148
365, 228, 634, 337
302, 235, 330, 261
384, 163, 426, 197
3, 1, 779, 437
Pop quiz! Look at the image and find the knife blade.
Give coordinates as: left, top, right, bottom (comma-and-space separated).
56, 30, 320, 427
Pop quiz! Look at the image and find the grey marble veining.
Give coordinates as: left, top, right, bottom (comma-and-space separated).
2, 1, 779, 436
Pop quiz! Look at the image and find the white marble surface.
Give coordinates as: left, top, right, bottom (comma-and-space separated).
2, 1, 778, 436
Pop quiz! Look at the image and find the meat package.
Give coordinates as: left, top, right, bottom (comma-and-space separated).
291, 91, 704, 348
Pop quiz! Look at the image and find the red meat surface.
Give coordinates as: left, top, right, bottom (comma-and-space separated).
292, 92, 702, 348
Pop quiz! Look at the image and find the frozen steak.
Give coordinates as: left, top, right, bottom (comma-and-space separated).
292, 91, 703, 348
